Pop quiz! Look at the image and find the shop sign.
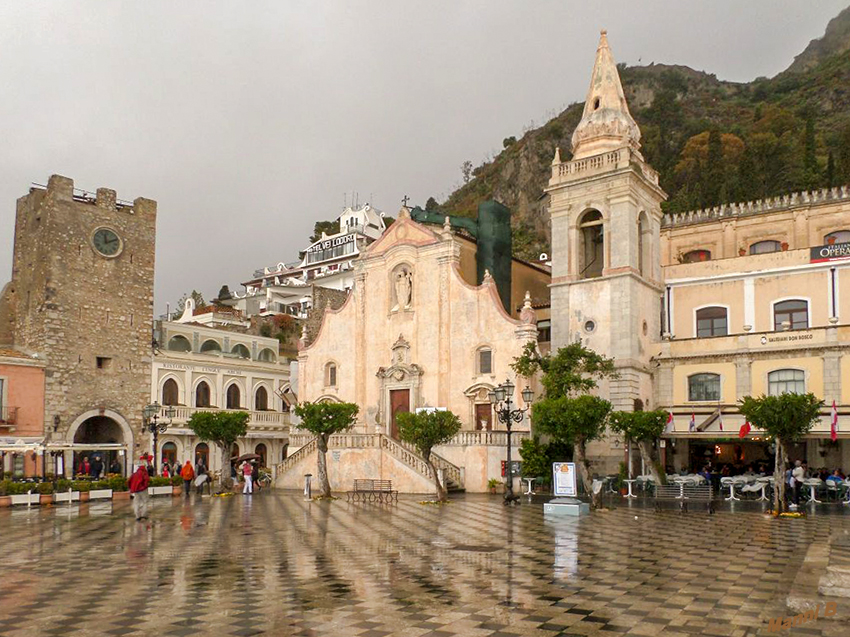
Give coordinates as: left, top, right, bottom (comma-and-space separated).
306, 233, 355, 253
810, 242, 850, 263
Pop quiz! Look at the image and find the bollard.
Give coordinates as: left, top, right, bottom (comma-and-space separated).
27, 489, 32, 508
68, 487, 73, 508
304, 473, 312, 501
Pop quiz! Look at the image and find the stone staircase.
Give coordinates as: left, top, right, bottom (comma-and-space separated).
274, 433, 465, 492
786, 528, 850, 622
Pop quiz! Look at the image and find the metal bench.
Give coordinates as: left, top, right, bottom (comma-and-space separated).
346, 479, 398, 503
654, 483, 714, 514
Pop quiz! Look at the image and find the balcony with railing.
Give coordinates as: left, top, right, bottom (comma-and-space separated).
158, 405, 289, 433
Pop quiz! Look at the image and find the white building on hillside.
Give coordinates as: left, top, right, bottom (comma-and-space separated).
224, 204, 387, 319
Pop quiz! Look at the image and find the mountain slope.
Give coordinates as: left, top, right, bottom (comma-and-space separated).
437, 6, 850, 262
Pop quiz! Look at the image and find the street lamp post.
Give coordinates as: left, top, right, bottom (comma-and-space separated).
142, 402, 175, 474
489, 379, 534, 505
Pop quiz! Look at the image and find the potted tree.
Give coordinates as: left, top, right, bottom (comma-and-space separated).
396, 409, 462, 503
739, 392, 822, 515
187, 410, 250, 493
292, 401, 359, 499
487, 478, 502, 494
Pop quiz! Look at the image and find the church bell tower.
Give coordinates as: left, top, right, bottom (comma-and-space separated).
547, 31, 667, 421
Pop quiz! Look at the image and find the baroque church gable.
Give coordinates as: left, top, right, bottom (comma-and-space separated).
363, 206, 441, 257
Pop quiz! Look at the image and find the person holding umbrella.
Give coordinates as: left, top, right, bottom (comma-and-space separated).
242, 460, 253, 494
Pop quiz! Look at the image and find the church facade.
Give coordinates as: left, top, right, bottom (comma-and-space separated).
547, 32, 850, 474
285, 209, 541, 493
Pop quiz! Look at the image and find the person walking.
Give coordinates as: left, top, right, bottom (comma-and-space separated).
161, 459, 171, 478
180, 460, 195, 495
195, 458, 207, 495
242, 461, 253, 494
251, 460, 260, 492
129, 461, 150, 521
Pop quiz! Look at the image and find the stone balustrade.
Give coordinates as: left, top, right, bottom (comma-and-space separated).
158, 405, 288, 429
442, 430, 532, 447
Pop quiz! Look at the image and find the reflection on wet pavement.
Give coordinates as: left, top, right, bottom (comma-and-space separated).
0, 493, 847, 636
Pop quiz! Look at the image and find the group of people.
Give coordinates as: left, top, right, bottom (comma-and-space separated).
76, 454, 122, 478
161, 457, 209, 495
786, 460, 846, 508
128, 454, 266, 520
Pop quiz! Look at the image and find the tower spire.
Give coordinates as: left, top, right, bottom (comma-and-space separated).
570, 30, 641, 160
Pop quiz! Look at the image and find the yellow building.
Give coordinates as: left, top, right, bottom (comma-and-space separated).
547, 31, 850, 474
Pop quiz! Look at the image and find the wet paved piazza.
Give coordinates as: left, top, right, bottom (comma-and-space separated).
0, 493, 847, 637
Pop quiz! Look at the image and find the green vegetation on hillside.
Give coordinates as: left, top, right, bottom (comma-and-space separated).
434, 6, 850, 261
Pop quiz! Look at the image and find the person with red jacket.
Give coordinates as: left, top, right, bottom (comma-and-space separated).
129, 460, 151, 521
180, 460, 195, 495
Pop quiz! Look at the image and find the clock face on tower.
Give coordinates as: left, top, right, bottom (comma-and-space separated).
91, 227, 123, 258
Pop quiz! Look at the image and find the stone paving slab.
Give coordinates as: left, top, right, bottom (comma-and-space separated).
0, 494, 848, 636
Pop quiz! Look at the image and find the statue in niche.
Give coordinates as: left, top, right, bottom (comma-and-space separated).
392, 267, 412, 311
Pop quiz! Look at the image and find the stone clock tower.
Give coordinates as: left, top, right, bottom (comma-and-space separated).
0, 175, 157, 473
546, 32, 667, 470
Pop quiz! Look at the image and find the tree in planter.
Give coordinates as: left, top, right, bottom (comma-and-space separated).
396, 410, 462, 503
187, 411, 249, 492
512, 341, 616, 509
533, 395, 612, 509
609, 410, 668, 486
292, 401, 359, 498
738, 393, 822, 513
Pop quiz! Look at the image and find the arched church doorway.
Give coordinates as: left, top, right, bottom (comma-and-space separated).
73, 416, 125, 477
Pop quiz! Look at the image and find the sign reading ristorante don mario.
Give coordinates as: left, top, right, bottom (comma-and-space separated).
811, 242, 850, 263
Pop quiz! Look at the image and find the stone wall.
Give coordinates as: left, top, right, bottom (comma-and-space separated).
3, 175, 156, 455
303, 286, 348, 347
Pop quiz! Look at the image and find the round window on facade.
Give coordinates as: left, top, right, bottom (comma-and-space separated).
584, 320, 596, 333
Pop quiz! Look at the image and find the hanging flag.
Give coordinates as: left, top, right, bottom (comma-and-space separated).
665, 411, 674, 434
739, 421, 751, 439
831, 400, 839, 442
689, 413, 696, 432
718, 413, 724, 432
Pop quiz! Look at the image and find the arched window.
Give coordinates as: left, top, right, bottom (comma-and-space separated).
688, 373, 721, 402
255, 443, 267, 467
195, 443, 209, 467
477, 347, 493, 375
579, 210, 604, 279
195, 381, 211, 408
774, 300, 808, 331
768, 369, 805, 396
681, 249, 711, 263
162, 378, 179, 406
231, 443, 240, 462
325, 362, 337, 387
750, 240, 782, 255
200, 340, 221, 354
161, 442, 177, 466
226, 384, 241, 409
696, 307, 728, 337
255, 386, 269, 411
825, 230, 850, 245
231, 344, 250, 359
258, 348, 277, 363
167, 335, 192, 352
281, 445, 289, 462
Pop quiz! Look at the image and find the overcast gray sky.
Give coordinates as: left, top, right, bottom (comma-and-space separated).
1, 1, 846, 312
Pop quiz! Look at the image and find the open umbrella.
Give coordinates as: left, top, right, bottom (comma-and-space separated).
233, 453, 261, 462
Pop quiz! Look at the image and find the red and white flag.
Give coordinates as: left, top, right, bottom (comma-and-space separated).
718, 413, 724, 432
738, 421, 751, 439
688, 413, 696, 432
665, 411, 674, 434
831, 400, 839, 442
